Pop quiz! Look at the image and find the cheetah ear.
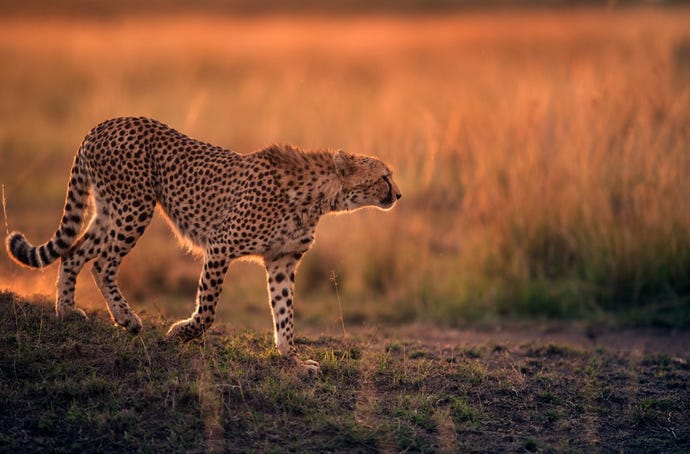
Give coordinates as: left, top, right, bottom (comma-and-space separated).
333, 150, 355, 178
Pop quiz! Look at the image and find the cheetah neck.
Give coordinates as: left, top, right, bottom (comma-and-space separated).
313, 169, 346, 216
259, 145, 347, 216
286, 148, 346, 215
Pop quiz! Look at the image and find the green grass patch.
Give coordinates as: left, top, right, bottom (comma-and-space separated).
1, 291, 689, 452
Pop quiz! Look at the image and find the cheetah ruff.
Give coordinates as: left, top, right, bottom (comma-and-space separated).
5, 117, 401, 370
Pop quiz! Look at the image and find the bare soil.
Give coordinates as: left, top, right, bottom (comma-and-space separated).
357, 321, 690, 357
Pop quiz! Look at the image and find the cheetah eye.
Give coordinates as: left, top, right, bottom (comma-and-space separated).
381, 174, 394, 186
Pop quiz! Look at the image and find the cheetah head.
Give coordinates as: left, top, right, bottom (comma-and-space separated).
333, 150, 402, 211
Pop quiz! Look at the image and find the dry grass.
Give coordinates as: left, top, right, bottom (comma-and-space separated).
1, 8, 690, 327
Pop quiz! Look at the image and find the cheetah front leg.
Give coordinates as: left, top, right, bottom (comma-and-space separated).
265, 254, 319, 373
167, 245, 228, 342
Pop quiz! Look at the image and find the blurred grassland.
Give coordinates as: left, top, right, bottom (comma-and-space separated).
1, 8, 690, 329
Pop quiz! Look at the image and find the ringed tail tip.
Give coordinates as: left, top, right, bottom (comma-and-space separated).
5, 231, 56, 269
6, 231, 33, 268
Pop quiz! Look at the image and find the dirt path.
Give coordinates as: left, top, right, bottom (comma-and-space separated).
308, 321, 690, 358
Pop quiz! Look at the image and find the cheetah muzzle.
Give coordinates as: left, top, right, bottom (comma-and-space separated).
5, 116, 401, 373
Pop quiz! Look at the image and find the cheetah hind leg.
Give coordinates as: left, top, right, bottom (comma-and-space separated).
90, 255, 143, 334
55, 218, 110, 321
56, 251, 89, 321
92, 195, 158, 334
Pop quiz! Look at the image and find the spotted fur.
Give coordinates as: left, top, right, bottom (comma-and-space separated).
5, 116, 401, 371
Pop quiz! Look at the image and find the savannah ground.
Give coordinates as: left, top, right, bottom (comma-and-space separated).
1, 4, 690, 452
2, 291, 689, 452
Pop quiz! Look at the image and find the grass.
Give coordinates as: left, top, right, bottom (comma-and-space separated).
2, 290, 689, 452
1, 9, 690, 325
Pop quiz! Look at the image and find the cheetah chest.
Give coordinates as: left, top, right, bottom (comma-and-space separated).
265, 210, 317, 258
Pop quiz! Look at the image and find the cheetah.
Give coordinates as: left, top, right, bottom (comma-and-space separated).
5, 116, 401, 371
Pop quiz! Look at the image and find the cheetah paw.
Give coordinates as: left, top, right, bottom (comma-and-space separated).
57, 305, 89, 321
166, 319, 202, 342
117, 313, 143, 335
299, 359, 321, 375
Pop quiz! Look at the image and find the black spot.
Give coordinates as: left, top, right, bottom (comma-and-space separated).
275, 273, 285, 283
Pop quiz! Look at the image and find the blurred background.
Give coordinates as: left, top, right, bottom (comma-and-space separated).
1, 0, 689, 332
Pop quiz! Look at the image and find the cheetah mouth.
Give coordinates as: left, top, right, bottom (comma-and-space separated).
378, 176, 396, 208
380, 194, 394, 207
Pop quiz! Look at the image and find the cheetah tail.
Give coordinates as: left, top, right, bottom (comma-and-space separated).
5, 153, 89, 269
